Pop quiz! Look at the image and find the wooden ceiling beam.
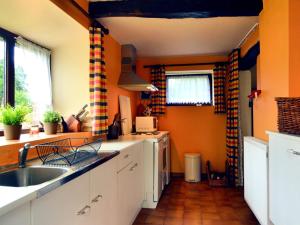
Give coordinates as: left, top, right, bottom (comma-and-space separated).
89, 0, 263, 19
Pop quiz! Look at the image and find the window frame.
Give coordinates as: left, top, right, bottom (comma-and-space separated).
0, 27, 51, 135
0, 27, 16, 106
166, 71, 213, 107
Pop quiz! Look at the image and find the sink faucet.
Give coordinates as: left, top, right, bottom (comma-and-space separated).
18, 143, 31, 168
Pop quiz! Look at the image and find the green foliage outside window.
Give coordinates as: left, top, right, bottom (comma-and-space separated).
0, 58, 32, 107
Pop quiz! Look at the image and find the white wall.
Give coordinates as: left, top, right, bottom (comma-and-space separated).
51, 27, 89, 117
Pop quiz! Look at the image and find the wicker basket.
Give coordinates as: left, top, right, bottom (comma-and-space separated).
275, 97, 300, 135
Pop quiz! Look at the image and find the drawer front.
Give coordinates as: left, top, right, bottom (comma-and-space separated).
118, 147, 134, 171
117, 142, 143, 172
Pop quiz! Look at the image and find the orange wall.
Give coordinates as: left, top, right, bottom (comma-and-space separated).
289, 0, 300, 97
238, 0, 300, 140
105, 35, 137, 124
137, 55, 227, 173
253, 0, 290, 140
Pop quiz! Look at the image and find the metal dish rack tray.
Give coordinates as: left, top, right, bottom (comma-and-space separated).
36, 138, 102, 166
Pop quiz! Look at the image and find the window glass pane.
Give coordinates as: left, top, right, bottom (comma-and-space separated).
14, 46, 31, 108
14, 38, 52, 124
0, 37, 5, 106
166, 75, 212, 105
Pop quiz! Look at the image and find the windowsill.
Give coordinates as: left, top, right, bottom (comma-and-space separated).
0, 132, 93, 147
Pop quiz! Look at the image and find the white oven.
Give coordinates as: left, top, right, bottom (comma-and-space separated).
154, 135, 170, 201
142, 132, 170, 209
154, 139, 164, 201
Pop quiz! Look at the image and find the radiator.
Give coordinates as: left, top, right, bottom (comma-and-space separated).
244, 137, 269, 225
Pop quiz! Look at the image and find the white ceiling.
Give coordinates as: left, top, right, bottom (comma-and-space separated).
99, 17, 258, 57
0, 0, 87, 49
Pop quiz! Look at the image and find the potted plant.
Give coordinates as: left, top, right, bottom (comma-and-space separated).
0, 105, 31, 140
43, 110, 61, 135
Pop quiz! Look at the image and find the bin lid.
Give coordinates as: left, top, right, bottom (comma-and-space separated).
185, 153, 201, 158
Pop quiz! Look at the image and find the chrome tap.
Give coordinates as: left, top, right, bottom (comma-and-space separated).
18, 143, 31, 168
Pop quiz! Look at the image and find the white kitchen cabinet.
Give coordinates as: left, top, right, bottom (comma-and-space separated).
131, 143, 144, 212
118, 163, 134, 225
89, 158, 118, 225
269, 132, 300, 225
117, 142, 144, 225
31, 172, 90, 225
0, 203, 30, 225
1, 141, 145, 225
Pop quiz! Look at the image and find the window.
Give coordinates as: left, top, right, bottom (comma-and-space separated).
0, 37, 4, 106
166, 71, 213, 106
0, 27, 52, 126
15, 37, 52, 123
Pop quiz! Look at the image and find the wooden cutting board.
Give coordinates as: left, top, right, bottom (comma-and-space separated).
119, 95, 132, 135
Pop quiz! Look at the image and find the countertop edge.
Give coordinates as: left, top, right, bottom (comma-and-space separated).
0, 151, 120, 217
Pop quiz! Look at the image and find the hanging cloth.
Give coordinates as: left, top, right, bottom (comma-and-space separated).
89, 27, 108, 135
226, 49, 241, 186
213, 64, 227, 114
150, 66, 166, 115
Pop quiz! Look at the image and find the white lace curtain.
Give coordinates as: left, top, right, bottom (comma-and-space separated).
166, 75, 211, 104
15, 37, 52, 123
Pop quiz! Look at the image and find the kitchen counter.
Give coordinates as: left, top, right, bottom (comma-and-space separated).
0, 151, 119, 217
0, 132, 168, 217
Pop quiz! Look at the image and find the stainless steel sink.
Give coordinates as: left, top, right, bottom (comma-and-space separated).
0, 166, 69, 187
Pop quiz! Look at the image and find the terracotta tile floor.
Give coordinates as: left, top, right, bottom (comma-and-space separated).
133, 178, 259, 225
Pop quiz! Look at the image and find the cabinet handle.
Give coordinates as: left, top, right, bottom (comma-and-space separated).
91, 194, 103, 203
130, 163, 138, 171
124, 154, 129, 159
287, 149, 300, 156
77, 205, 91, 215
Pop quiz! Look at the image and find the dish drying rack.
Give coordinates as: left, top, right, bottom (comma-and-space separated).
35, 138, 102, 166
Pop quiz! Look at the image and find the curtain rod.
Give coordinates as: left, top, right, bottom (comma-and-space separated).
236, 23, 259, 48
143, 61, 228, 68
70, 0, 109, 35
0, 27, 51, 51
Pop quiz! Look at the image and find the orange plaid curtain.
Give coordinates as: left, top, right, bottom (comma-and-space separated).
226, 49, 240, 186
151, 66, 166, 115
89, 27, 108, 135
213, 64, 227, 114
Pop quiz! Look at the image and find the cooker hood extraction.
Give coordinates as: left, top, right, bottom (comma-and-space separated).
118, 44, 158, 91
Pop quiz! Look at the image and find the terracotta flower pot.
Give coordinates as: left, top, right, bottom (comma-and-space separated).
44, 122, 58, 135
4, 124, 22, 140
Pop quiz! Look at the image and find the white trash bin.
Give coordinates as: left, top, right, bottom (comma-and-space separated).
184, 153, 201, 182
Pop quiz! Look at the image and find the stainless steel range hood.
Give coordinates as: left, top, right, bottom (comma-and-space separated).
118, 44, 158, 91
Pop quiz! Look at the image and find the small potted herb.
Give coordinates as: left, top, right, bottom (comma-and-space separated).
0, 105, 31, 140
43, 110, 61, 134
42, 110, 61, 135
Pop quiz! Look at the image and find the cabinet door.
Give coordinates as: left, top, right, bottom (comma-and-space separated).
269, 135, 300, 225
117, 143, 144, 225
89, 158, 118, 225
31, 172, 90, 225
0, 203, 30, 225
117, 164, 133, 225
132, 143, 144, 211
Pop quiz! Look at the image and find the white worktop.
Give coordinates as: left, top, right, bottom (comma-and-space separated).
0, 131, 169, 217
101, 131, 169, 151
0, 178, 57, 216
